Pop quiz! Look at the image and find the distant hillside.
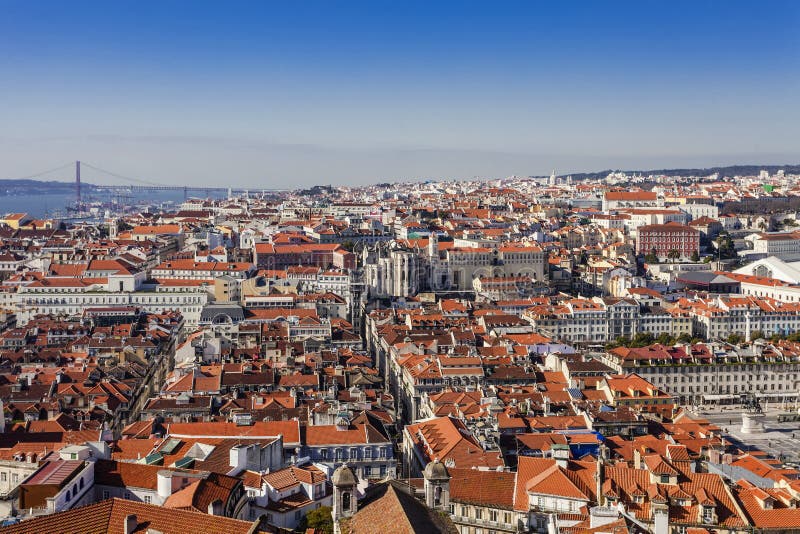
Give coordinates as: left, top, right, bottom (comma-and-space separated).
562, 164, 800, 181
0, 179, 96, 196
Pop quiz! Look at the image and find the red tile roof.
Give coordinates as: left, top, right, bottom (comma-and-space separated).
449, 467, 516, 509
0, 497, 271, 534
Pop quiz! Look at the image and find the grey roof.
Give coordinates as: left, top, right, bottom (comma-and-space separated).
677, 271, 738, 285
200, 304, 245, 323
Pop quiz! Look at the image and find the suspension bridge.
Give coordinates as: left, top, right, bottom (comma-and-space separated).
2, 161, 288, 207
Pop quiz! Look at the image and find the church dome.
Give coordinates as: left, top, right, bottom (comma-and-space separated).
423, 458, 450, 481
332, 463, 357, 487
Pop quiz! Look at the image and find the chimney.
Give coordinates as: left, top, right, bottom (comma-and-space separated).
596, 448, 605, 506
229, 444, 249, 471
633, 447, 642, 470
123, 514, 137, 534
552, 444, 570, 469
157, 470, 173, 498
652, 503, 669, 534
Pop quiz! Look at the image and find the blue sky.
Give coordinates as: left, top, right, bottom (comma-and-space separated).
0, 1, 798, 186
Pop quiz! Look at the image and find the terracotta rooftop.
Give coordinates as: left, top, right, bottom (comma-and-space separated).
0, 497, 271, 533
341, 481, 457, 534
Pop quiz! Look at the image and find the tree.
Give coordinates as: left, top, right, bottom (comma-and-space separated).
714, 231, 736, 260
750, 330, 765, 341
690, 250, 700, 262
727, 333, 743, 345
656, 333, 675, 346
631, 332, 654, 348
299, 506, 334, 534
667, 249, 681, 263
676, 333, 693, 344
644, 247, 659, 264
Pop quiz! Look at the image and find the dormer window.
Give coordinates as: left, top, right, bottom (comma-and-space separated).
702, 506, 715, 523
660, 474, 670, 484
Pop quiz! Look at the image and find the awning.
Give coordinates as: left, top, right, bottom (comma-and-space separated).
757, 392, 797, 399
703, 394, 737, 401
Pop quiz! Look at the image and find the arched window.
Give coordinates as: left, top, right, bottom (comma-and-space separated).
754, 265, 772, 278
342, 491, 351, 511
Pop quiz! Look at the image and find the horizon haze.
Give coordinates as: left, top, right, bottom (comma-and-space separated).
1, 1, 798, 186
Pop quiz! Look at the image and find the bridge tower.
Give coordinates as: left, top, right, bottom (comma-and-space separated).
75, 160, 81, 208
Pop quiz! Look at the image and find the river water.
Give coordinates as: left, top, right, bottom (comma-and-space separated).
0, 190, 229, 218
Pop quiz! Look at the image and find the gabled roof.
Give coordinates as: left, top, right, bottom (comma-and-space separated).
448, 467, 516, 509
342, 481, 457, 534
0, 497, 271, 534
514, 456, 596, 511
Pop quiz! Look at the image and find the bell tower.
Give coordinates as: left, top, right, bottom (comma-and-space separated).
332, 463, 358, 534
423, 458, 450, 510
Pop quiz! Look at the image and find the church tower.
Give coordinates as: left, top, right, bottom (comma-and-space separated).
332, 463, 358, 534
423, 458, 450, 511
427, 231, 438, 258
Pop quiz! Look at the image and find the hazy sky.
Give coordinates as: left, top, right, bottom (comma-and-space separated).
1, 1, 798, 187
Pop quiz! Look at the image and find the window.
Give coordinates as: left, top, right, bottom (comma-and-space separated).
124, 491, 131, 500
102, 490, 110, 500
144, 495, 152, 504
489, 510, 498, 521
0, 473, 5, 482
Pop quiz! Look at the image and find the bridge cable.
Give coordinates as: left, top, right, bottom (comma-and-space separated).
79, 162, 165, 187
0, 162, 75, 181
